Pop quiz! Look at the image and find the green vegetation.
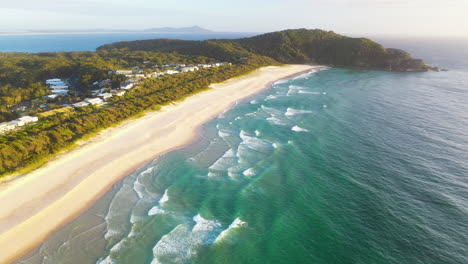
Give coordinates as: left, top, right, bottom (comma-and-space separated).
99, 28, 434, 71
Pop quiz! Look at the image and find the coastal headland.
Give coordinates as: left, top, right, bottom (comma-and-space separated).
0, 64, 316, 263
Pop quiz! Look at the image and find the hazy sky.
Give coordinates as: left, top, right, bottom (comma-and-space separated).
1, 0, 467, 37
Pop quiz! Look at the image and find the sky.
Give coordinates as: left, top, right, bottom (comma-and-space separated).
0, 0, 467, 37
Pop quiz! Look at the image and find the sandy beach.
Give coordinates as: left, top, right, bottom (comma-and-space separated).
0, 64, 316, 263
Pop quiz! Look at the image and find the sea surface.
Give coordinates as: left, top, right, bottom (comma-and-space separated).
17, 38, 468, 264
0, 32, 256, 52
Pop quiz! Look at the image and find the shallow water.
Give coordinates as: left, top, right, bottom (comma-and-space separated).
17, 38, 468, 264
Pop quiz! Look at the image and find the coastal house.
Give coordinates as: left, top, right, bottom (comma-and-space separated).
18, 116, 38, 124
0, 122, 11, 134
164, 70, 179, 75
72, 101, 90, 108
8, 120, 25, 128
97, 93, 113, 101
115, 70, 133, 75
120, 82, 135, 90
180, 66, 199, 73
112, 90, 126, 97
50, 85, 69, 90
85, 98, 105, 106
51, 89, 69, 95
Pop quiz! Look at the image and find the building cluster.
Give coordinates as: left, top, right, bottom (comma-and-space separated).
0, 116, 38, 134
46, 79, 70, 99
1, 61, 231, 134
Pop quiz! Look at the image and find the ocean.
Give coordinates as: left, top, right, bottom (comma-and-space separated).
17, 37, 468, 264
0, 32, 256, 52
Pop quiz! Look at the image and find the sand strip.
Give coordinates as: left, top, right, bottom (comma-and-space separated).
0, 64, 317, 263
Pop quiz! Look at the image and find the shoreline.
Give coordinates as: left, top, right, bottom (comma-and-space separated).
0, 64, 317, 263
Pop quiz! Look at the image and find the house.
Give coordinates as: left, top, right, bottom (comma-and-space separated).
112, 90, 126, 96
50, 85, 69, 90
51, 89, 69, 95
97, 93, 113, 101
0, 121, 20, 133
164, 70, 179, 75
8, 120, 25, 128
115, 70, 133, 75
46, 94, 59, 100
0, 122, 10, 133
180, 66, 199, 73
46, 78, 61, 83
120, 82, 135, 90
18, 116, 38, 124
85, 98, 105, 106
72, 101, 90, 108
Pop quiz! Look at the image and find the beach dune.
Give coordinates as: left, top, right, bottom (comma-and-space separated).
0, 64, 316, 263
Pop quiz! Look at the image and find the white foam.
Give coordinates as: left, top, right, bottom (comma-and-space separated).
159, 189, 169, 205
133, 181, 145, 199
148, 206, 165, 216
208, 148, 238, 173
218, 129, 233, 139
250, 99, 260, 104
130, 214, 144, 224
293, 70, 317, 80
261, 105, 283, 117
255, 130, 261, 136
215, 218, 248, 243
104, 228, 121, 240
192, 214, 222, 232
285, 108, 313, 116
265, 95, 278, 101
243, 168, 256, 177
298, 91, 322, 95
267, 116, 288, 126
274, 79, 289, 85
97, 256, 114, 264
292, 126, 309, 132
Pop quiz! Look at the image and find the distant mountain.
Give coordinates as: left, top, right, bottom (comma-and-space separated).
98, 28, 438, 72
144, 26, 213, 33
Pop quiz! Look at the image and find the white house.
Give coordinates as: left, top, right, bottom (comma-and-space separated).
180, 66, 199, 73
50, 85, 69, 90
115, 70, 133, 75
84, 98, 105, 106
98, 93, 113, 101
18, 116, 38, 124
47, 94, 59, 100
120, 82, 135, 90
0, 122, 10, 133
112, 90, 126, 97
72, 101, 90, 108
46, 78, 61, 83
164, 70, 179, 75
51, 90, 69, 95
8, 120, 25, 128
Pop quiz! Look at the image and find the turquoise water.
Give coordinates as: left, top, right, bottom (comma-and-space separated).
0, 32, 254, 52
18, 39, 468, 264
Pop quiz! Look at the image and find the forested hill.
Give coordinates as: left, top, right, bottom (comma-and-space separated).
98, 29, 436, 72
